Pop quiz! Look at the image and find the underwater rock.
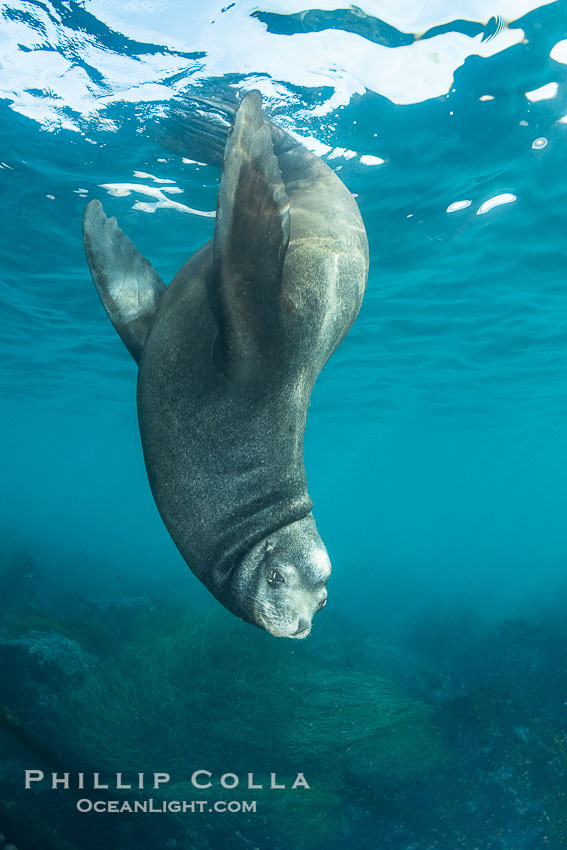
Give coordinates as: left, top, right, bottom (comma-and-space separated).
0, 631, 91, 686
0, 628, 94, 752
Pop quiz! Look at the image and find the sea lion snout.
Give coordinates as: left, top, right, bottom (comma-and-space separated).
229, 516, 331, 638
292, 618, 312, 638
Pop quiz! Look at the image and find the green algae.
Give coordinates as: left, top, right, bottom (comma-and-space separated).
57, 606, 445, 783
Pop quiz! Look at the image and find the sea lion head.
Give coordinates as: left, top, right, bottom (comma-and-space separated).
227, 515, 331, 638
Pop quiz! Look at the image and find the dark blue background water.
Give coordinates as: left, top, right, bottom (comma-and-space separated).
2, 1, 567, 848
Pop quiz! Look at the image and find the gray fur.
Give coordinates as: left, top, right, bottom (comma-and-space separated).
83, 90, 368, 638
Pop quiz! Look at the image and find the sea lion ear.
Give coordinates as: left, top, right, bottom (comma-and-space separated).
83, 199, 166, 364
212, 89, 291, 381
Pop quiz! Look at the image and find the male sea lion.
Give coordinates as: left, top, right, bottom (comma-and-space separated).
83, 91, 368, 638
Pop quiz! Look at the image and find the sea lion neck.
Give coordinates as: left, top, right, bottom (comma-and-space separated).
205, 492, 315, 597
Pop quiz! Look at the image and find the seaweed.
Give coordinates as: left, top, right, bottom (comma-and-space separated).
51, 605, 445, 785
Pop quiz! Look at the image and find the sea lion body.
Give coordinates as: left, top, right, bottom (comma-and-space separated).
83, 92, 368, 637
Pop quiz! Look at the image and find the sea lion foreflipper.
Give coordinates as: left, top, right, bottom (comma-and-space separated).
83, 199, 165, 363
213, 90, 291, 380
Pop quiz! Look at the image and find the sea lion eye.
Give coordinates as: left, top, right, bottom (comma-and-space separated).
317, 598, 327, 611
268, 569, 285, 586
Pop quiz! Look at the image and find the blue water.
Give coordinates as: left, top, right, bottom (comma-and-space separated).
2, 1, 567, 848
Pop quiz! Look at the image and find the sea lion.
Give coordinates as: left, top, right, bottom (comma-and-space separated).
83, 90, 368, 638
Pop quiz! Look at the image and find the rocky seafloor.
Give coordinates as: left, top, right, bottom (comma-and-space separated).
1, 550, 567, 849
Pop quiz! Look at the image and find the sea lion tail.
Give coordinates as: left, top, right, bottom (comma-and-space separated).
83, 199, 165, 363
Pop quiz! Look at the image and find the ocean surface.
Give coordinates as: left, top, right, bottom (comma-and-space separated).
1, 1, 567, 848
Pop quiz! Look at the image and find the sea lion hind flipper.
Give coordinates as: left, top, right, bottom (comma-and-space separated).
83, 199, 166, 363
213, 89, 291, 380
156, 96, 236, 168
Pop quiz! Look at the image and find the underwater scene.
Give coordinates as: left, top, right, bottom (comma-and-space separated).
2, 0, 567, 847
